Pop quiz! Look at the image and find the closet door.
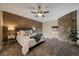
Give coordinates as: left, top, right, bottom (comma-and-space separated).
0, 11, 3, 51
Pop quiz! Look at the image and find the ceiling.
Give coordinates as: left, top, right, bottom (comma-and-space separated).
0, 3, 79, 22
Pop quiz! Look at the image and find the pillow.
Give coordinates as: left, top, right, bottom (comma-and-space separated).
25, 30, 33, 36
19, 30, 26, 36
30, 33, 37, 37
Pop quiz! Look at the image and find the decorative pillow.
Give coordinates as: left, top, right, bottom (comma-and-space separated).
30, 33, 37, 37
25, 30, 33, 36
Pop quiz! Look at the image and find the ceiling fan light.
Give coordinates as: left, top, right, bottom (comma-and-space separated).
37, 13, 43, 16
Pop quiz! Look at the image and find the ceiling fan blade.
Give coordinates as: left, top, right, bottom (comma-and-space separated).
43, 11, 49, 13
31, 11, 37, 13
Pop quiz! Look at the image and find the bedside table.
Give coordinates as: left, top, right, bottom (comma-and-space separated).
8, 35, 15, 39
8, 35, 16, 44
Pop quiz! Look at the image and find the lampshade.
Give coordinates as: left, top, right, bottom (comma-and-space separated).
37, 13, 43, 16
32, 26, 36, 31
8, 27, 15, 30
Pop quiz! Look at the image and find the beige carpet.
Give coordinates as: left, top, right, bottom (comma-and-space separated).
0, 38, 79, 56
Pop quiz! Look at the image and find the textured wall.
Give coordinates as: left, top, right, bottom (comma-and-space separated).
58, 10, 77, 41
3, 11, 42, 33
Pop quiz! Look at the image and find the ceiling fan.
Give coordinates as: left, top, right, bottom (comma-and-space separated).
31, 6, 49, 17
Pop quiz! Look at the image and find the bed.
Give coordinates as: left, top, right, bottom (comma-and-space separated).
15, 27, 45, 55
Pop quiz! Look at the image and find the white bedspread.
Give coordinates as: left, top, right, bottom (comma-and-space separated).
16, 35, 30, 55
16, 34, 45, 55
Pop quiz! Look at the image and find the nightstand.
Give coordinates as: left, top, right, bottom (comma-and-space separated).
8, 35, 16, 44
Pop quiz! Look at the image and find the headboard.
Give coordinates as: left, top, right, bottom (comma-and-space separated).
15, 26, 33, 31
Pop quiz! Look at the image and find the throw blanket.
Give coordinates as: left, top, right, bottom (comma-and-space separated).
30, 34, 42, 42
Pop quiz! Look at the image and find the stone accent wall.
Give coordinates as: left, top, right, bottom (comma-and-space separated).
58, 11, 77, 41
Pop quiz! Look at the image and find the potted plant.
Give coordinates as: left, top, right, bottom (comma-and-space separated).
68, 26, 77, 41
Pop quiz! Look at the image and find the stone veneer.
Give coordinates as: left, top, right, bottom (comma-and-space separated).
58, 10, 77, 41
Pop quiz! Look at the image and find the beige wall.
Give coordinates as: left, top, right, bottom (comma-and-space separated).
43, 20, 58, 39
